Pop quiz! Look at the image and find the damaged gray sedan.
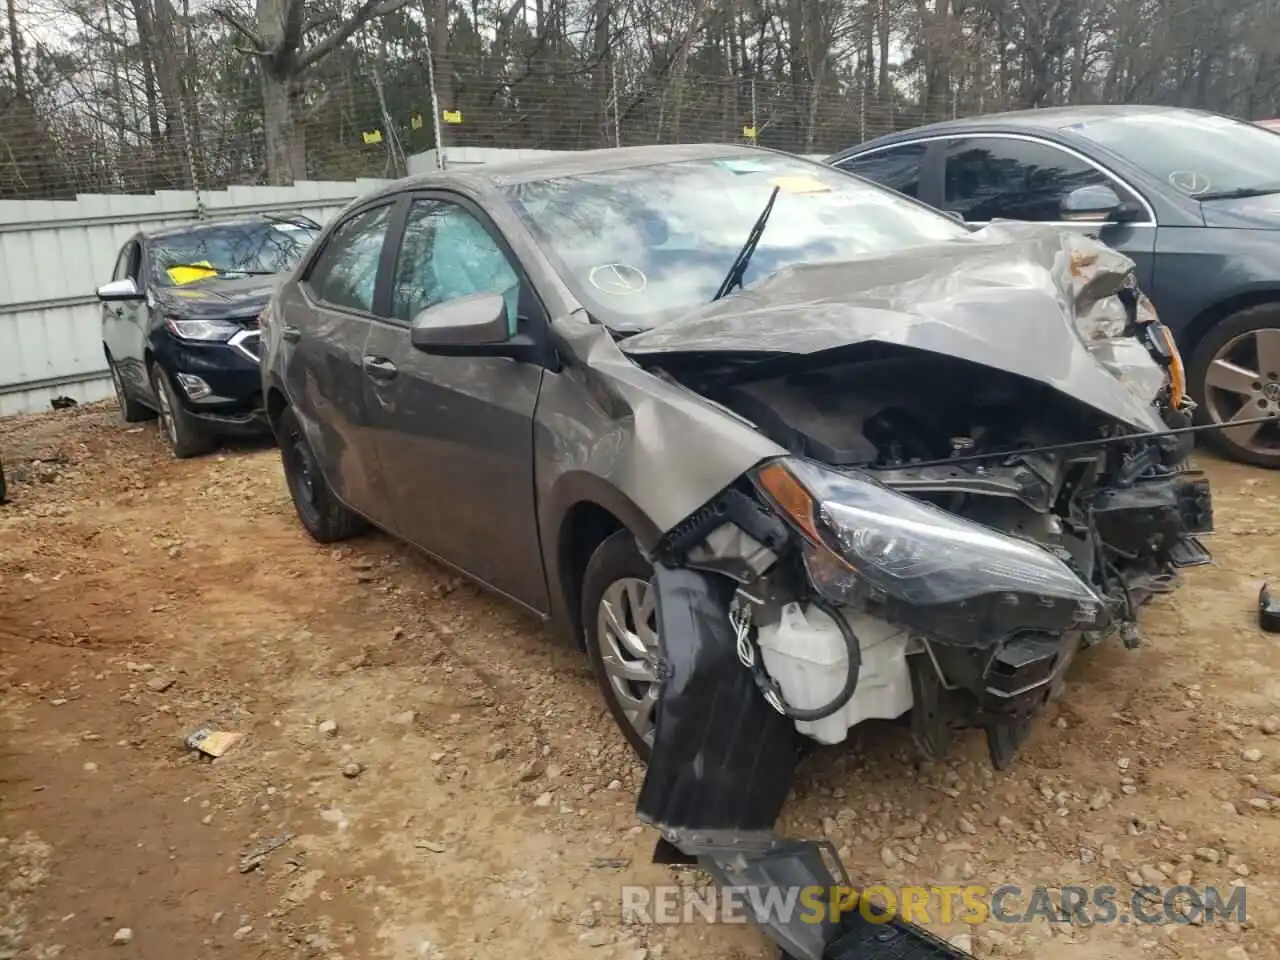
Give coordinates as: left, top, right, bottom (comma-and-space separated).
262, 144, 1218, 959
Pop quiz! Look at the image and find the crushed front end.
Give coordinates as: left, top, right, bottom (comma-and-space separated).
624, 226, 1212, 959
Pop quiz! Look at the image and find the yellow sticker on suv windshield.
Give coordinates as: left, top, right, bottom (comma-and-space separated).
167, 261, 218, 285
770, 175, 830, 194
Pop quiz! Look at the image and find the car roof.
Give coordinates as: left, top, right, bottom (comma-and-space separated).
360, 143, 802, 203
833, 104, 1222, 154
145, 216, 313, 240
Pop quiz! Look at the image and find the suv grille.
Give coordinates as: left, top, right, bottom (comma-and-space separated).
229, 329, 262, 362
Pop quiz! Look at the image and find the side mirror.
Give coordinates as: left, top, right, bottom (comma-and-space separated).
409, 292, 543, 363
410, 293, 510, 350
943, 209, 966, 224
1060, 184, 1123, 222
97, 278, 143, 301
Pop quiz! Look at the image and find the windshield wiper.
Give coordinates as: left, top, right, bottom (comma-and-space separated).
261, 212, 321, 230
1195, 184, 1280, 201
712, 185, 781, 302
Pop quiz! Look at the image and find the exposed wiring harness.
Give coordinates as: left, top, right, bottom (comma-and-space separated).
731, 595, 862, 722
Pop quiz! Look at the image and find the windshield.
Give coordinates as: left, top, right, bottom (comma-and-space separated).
1067, 111, 1280, 200
502, 154, 969, 330
149, 221, 319, 286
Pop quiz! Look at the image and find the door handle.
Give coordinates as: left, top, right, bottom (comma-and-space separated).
362, 356, 398, 380
282, 325, 302, 343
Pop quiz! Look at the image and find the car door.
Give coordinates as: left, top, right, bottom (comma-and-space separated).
102, 238, 148, 394
361, 192, 548, 612
935, 134, 1158, 289
278, 201, 397, 519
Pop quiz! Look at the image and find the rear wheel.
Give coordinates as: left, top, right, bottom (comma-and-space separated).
106, 351, 153, 423
582, 530, 660, 761
1188, 305, 1280, 468
276, 405, 367, 543
149, 362, 215, 459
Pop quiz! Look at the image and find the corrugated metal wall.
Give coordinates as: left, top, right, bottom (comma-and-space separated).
0, 180, 392, 417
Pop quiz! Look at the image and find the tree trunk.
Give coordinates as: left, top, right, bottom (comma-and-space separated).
129, 0, 164, 150
6, 0, 27, 101
262, 71, 306, 184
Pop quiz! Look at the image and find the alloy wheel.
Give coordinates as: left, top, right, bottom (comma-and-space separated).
1202, 328, 1280, 457
595, 576, 660, 748
153, 372, 178, 446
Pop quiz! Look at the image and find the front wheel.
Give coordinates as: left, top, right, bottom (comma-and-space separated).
582, 530, 660, 761
149, 363, 214, 459
1188, 304, 1280, 468
276, 405, 367, 543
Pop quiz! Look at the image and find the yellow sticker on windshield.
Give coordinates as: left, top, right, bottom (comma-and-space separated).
167, 261, 218, 285
770, 175, 830, 194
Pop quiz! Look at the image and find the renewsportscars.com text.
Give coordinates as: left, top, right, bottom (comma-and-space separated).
620, 883, 1247, 927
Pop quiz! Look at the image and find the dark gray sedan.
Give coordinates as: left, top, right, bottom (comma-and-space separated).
829, 105, 1280, 468
256, 143, 1216, 960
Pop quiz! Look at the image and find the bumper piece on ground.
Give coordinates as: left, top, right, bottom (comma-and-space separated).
639, 564, 976, 960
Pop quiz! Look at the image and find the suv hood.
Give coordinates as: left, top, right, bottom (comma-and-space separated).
152, 274, 281, 321
620, 222, 1166, 433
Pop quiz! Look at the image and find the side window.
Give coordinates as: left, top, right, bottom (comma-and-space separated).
390, 199, 521, 333
112, 242, 137, 281
942, 137, 1131, 222
837, 143, 928, 199
304, 205, 392, 313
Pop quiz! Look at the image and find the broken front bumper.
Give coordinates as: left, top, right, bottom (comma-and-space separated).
637, 565, 977, 960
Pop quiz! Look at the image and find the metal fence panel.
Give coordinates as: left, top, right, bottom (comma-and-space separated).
0, 179, 392, 417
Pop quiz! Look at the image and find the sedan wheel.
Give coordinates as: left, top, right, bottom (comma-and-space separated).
581, 530, 662, 759
1192, 307, 1280, 468
595, 576, 661, 748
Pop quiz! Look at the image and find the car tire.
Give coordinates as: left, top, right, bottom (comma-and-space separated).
1187, 304, 1280, 469
276, 405, 367, 543
582, 529, 661, 762
149, 362, 215, 460
106, 351, 153, 424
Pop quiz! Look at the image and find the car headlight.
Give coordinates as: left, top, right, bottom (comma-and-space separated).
164, 317, 240, 342
753, 458, 1101, 610
1149, 321, 1187, 408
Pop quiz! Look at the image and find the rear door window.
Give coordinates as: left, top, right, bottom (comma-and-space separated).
304, 205, 393, 313
836, 143, 929, 199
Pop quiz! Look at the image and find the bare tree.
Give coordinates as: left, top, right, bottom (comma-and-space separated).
214, 0, 412, 183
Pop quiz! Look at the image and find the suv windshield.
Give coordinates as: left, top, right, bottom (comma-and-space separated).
149, 221, 318, 286
502, 154, 969, 331
1067, 111, 1280, 201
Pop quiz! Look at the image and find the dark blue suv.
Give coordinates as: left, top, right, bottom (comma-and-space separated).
829, 105, 1280, 468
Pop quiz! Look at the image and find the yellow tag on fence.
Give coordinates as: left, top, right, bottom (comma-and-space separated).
362, 129, 384, 144
443, 110, 463, 124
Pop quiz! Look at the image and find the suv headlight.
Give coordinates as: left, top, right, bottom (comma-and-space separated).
164, 317, 240, 342
754, 458, 1100, 610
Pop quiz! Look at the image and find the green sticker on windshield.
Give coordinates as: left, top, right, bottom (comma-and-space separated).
714, 158, 771, 174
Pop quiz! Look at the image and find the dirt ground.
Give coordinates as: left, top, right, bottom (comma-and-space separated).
3, 403, 1280, 960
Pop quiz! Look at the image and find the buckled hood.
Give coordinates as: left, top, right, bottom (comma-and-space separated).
620, 222, 1166, 433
